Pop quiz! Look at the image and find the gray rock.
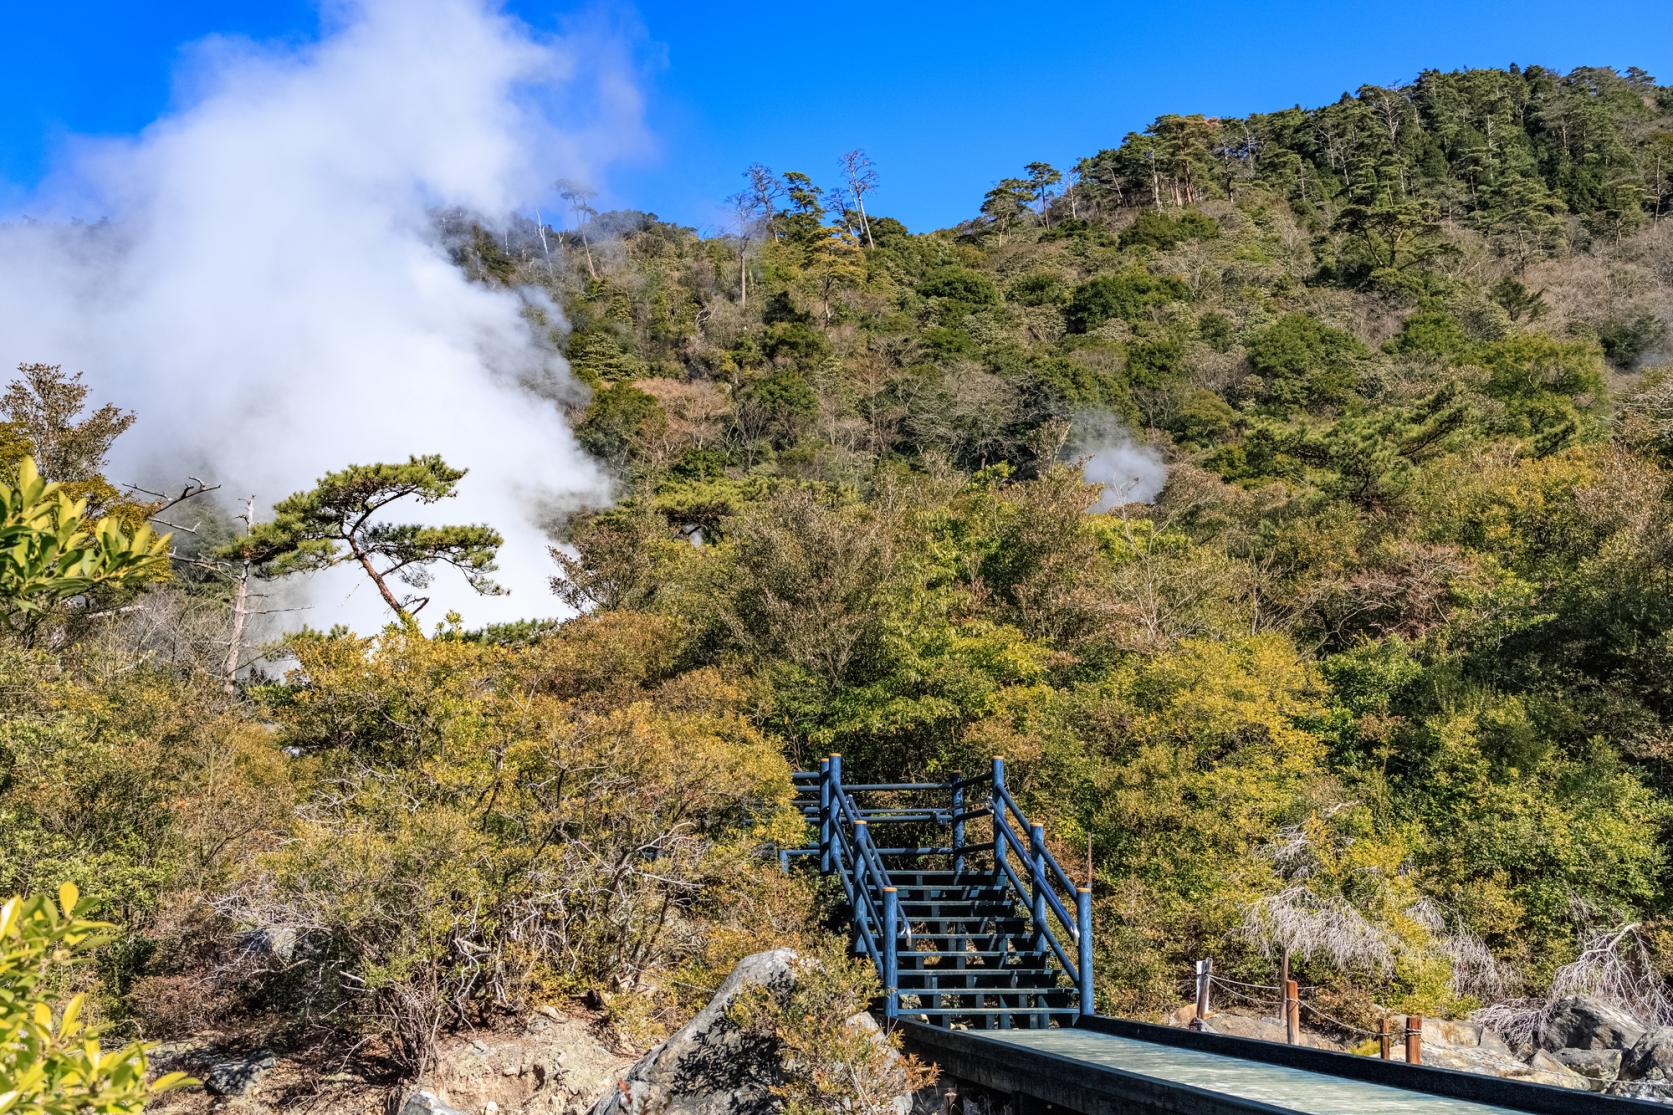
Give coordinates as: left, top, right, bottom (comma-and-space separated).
202, 1050, 277, 1096
1526, 1050, 1595, 1091
1539, 995, 1647, 1052
1614, 1080, 1673, 1103
1417, 1045, 1589, 1090
1478, 1026, 1514, 1057
401, 1089, 470, 1115
1552, 1046, 1623, 1086
240, 924, 297, 965
590, 949, 913, 1115
1623, 1027, 1673, 1082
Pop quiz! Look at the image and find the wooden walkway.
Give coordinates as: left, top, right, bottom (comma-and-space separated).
988, 1028, 1527, 1114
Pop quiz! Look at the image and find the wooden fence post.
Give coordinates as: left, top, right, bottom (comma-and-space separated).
1283, 980, 1299, 1044
1405, 1015, 1422, 1065
1379, 1015, 1391, 1060
1193, 959, 1212, 1029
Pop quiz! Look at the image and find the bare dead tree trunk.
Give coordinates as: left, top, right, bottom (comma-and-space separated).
223, 496, 255, 695
840, 149, 878, 248
534, 209, 554, 277
579, 227, 598, 281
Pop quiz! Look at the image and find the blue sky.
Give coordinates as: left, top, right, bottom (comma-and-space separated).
6, 1, 1673, 232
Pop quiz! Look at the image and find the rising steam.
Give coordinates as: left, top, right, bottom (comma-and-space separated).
0, 0, 644, 630
1069, 413, 1168, 510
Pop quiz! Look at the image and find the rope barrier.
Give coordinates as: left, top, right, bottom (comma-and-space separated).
1209, 974, 1282, 991
1208, 979, 1280, 1011
1297, 999, 1394, 1039
1191, 959, 1422, 1059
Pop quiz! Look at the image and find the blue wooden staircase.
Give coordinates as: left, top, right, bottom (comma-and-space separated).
784, 756, 1093, 1029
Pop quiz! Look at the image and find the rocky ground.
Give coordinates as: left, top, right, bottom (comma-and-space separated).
149, 950, 919, 1115
150, 1008, 633, 1115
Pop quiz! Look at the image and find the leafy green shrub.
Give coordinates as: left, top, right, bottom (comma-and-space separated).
576, 382, 668, 469
1595, 310, 1667, 369
0, 457, 169, 633
916, 267, 999, 308
1064, 270, 1186, 333
1, 885, 191, 1114
1246, 313, 1367, 411
1388, 310, 1472, 363
1119, 209, 1220, 250
1007, 272, 1068, 307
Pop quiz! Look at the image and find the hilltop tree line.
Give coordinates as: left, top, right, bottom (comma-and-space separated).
8, 64, 1673, 1101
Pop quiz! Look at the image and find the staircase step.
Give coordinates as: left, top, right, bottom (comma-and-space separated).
896, 1004, 1077, 1011
904, 965, 1062, 975
899, 983, 1067, 994
898, 949, 1040, 958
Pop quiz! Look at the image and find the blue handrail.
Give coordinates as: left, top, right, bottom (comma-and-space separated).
796, 753, 1094, 1023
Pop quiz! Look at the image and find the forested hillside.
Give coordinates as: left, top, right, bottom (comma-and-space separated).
527, 63, 1673, 1020
8, 62, 1673, 1096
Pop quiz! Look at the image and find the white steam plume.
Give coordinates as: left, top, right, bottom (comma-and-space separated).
0, 0, 643, 631
1069, 413, 1168, 510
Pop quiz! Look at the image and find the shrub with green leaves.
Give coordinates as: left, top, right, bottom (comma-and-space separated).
0, 885, 191, 1114
0, 457, 169, 632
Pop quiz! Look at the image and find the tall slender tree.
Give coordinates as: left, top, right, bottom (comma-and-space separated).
838, 149, 880, 248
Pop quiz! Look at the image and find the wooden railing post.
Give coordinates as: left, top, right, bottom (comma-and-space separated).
1077, 886, 1094, 1017
992, 757, 1008, 876
818, 756, 832, 875
1406, 1016, 1422, 1064
1193, 958, 1212, 1028
1028, 823, 1048, 958
1379, 1015, 1392, 1060
1283, 979, 1299, 1044
950, 771, 966, 878
882, 887, 899, 1019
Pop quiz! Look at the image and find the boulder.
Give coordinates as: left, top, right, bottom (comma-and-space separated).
1194, 1011, 1343, 1051
1623, 1027, 1673, 1082
1615, 1081, 1673, 1104
405, 1011, 631, 1115
202, 1050, 277, 1096
401, 1092, 469, 1115
1550, 1047, 1622, 1087
1413, 1046, 1589, 1090
1476, 1026, 1515, 1058
1525, 1050, 1594, 1091
1420, 1017, 1481, 1048
1539, 995, 1647, 1052
590, 949, 914, 1115
1418, 1045, 1525, 1077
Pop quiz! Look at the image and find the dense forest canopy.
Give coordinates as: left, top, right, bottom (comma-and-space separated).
10, 62, 1673, 1088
